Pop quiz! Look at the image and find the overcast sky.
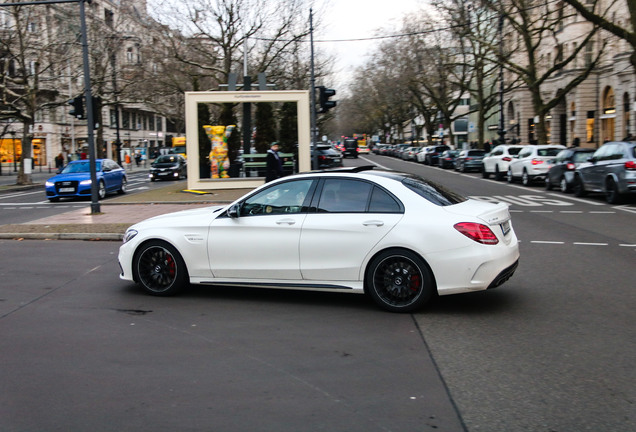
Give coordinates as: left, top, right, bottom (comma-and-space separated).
315, 0, 423, 89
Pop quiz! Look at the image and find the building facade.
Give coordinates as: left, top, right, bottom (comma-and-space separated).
1, 0, 178, 171
504, 0, 634, 149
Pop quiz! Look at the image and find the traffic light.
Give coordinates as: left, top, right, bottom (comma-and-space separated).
318, 86, 336, 113
91, 96, 101, 129
67, 96, 85, 119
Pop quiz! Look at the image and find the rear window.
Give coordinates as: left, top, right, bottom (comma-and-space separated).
508, 147, 522, 155
402, 176, 467, 206
538, 148, 562, 157
468, 150, 486, 156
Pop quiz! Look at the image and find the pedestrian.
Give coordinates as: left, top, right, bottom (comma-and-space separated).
571, 137, 580, 147
134, 152, 141, 167
265, 142, 284, 182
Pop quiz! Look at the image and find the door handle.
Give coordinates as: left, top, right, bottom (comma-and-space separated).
363, 220, 384, 227
276, 218, 296, 225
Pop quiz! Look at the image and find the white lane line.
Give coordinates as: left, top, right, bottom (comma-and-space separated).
546, 192, 606, 206
573, 242, 608, 246
530, 241, 565, 244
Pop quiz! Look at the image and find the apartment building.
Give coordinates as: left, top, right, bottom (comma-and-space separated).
0, 0, 177, 170
504, 0, 634, 148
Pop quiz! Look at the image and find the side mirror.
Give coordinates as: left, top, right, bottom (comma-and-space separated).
227, 203, 240, 218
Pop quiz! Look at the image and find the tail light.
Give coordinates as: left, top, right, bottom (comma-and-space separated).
566, 162, 576, 170
319, 155, 327, 162
454, 222, 499, 245
502, 157, 512, 161
531, 159, 544, 165
625, 161, 636, 170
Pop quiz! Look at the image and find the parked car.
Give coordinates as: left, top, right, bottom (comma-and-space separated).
313, 144, 343, 169
119, 166, 519, 313
149, 154, 187, 182
438, 150, 460, 169
573, 141, 636, 203
402, 146, 419, 161
342, 139, 358, 158
392, 144, 411, 158
507, 145, 565, 186
420, 145, 450, 165
45, 159, 127, 202
545, 147, 595, 192
482, 145, 524, 180
455, 149, 486, 172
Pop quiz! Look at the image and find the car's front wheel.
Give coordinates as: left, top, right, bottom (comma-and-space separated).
133, 241, 189, 296
118, 177, 127, 194
97, 180, 106, 200
366, 250, 434, 313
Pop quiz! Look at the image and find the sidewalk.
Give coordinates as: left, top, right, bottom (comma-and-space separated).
0, 180, 254, 241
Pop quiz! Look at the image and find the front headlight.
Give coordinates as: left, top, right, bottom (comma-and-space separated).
45, 181, 54, 187
123, 229, 138, 244
80, 179, 92, 186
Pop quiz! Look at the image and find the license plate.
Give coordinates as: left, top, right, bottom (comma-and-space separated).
59, 187, 75, 192
334, 158, 341, 163
500, 220, 511, 236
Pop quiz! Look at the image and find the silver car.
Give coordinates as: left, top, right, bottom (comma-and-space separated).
573, 141, 636, 203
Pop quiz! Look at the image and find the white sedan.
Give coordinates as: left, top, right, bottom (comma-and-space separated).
118, 167, 520, 312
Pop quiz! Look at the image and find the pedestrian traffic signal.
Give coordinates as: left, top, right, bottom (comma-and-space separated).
68, 96, 85, 119
318, 86, 336, 113
91, 96, 101, 129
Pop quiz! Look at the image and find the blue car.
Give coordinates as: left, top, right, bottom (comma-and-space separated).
45, 158, 127, 202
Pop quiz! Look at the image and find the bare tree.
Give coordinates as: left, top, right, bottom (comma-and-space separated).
560, 0, 636, 72
0, 4, 76, 184
481, 0, 604, 145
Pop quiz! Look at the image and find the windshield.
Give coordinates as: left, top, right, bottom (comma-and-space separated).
155, 155, 180, 164
62, 161, 100, 173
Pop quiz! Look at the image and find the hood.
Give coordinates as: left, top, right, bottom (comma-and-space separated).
48, 172, 91, 181
152, 162, 180, 169
131, 205, 226, 228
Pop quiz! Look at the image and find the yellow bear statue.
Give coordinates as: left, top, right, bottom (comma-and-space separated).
203, 125, 235, 179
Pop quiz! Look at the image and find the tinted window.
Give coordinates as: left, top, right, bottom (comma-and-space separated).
318, 179, 371, 213
537, 148, 562, 157
508, 147, 522, 155
572, 150, 594, 163
467, 150, 485, 156
241, 180, 314, 216
369, 187, 402, 213
402, 176, 467, 206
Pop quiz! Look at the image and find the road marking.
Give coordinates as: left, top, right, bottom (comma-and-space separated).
619, 244, 636, 247
530, 241, 565, 244
573, 242, 608, 246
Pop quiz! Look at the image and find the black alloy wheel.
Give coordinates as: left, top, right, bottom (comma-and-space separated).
559, 176, 569, 193
134, 241, 189, 296
366, 250, 434, 313
118, 177, 127, 194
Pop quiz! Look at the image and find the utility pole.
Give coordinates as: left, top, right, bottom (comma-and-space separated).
309, 9, 318, 170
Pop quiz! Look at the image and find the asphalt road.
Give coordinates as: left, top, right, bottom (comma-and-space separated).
0, 170, 177, 225
1, 154, 635, 431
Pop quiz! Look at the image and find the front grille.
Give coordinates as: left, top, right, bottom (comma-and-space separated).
55, 180, 79, 195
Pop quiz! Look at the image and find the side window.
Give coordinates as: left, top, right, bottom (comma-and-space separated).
519, 149, 531, 158
318, 179, 372, 213
369, 187, 402, 213
241, 179, 314, 216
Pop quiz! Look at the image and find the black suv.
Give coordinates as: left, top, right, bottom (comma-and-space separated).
342, 139, 359, 158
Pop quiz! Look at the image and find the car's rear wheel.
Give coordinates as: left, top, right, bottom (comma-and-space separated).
134, 241, 189, 296
366, 250, 434, 313
559, 176, 570, 193
507, 169, 514, 183
118, 177, 127, 194
521, 170, 531, 186
494, 166, 503, 181
573, 175, 586, 197
605, 178, 622, 204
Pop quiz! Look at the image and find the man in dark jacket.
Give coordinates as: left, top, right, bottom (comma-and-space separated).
265, 142, 283, 182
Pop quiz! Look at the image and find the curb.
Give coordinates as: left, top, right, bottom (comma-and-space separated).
0, 232, 123, 241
